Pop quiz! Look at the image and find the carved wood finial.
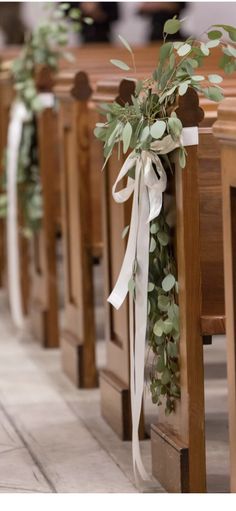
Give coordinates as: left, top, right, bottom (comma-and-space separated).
71, 71, 92, 101
115, 79, 135, 106
35, 65, 55, 92
176, 88, 204, 127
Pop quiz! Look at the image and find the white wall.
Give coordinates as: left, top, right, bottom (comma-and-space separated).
183, 2, 236, 36
16, 1, 236, 46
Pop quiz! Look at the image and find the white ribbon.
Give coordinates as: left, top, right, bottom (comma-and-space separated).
108, 127, 199, 489
6, 94, 54, 328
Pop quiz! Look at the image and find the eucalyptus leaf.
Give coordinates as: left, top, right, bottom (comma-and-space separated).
226, 45, 236, 58
150, 236, 157, 253
167, 342, 178, 358
203, 86, 224, 102
177, 43, 192, 57
208, 74, 223, 84
168, 116, 182, 138
200, 42, 210, 56
179, 147, 186, 168
158, 295, 170, 312
164, 18, 181, 35
162, 274, 176, 292
163, 319, 173, 335
84, 17, 93, 25
157, 231, 169, 246
161, 368, 171, 385
110, 59, 130, 71
178, 81, 189, 96
140, 125, 150, 141
207, 29, 222, 39
118, 34, 133, 54
160, 42, 173, 60
150, 222, 159, 234
122, 121, 132, 153
150, 120, 166, 139
206, 39, 220, 48
192, 75, 205, 81
154, 319, 164, 337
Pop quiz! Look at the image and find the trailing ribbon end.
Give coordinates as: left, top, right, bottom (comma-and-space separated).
6, 101, 32, 329
6, 95, 55, 329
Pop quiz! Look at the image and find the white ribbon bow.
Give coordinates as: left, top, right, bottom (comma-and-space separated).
108, 128, 199, 489
6, 94, 54, 328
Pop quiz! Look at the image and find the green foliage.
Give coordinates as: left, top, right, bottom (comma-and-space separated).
163, 17, 181, 35
94, 17, 236, 414
148, 210, 180, 415
1, 3, 92, 236
110, 59, 130, 71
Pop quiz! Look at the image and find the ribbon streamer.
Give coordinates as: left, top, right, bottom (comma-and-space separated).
6, 94, 54, 328
108, 128, 198, 489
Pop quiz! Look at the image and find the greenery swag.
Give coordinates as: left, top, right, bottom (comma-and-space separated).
0, 2, 92, 236
94, 17, 236, 414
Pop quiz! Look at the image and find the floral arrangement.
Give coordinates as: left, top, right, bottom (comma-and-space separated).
95, 17, 236, 414
0, 3, 92, 236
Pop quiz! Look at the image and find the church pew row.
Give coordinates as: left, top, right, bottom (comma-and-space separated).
0, 43, 235, 490
213, 99, 236, 493
52, 58, 236, 386
34, 52, 167, 358
0, 44, 165, 354
0, 40, 234, 294
0, 43, 233, 345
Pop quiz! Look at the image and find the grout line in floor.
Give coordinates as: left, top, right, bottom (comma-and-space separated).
0, 400, 56, 493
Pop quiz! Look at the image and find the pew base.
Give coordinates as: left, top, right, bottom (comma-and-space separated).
100, 369, 145, 441
151, 423, 189, 493
31, 301, 59, 349
61, 329, 98, 388
100, 369, 132, 440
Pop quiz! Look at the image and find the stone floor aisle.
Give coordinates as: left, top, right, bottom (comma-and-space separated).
0, 287, 230, 493
0, 290, 161, 493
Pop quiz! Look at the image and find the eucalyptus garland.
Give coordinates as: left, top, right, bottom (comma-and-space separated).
95, 17, 236, 414
0, 3, 92, 236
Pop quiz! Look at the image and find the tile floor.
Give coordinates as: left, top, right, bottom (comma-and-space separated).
0, 276, 230, 492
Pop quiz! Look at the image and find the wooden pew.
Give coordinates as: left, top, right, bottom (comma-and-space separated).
0, 59, 60, 343
92, 74, 235, 491
213, 99, 236, 493
53, 70, 99, 386
23, 45, 161, 351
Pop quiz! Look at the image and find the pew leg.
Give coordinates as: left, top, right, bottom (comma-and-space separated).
60, 247, 98, 389
30, 230, 59, 348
